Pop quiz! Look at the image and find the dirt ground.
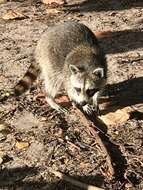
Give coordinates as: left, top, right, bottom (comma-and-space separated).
0, 0, 143, 190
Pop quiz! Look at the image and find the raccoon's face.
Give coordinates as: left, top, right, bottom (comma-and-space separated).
68, 64, 105, 106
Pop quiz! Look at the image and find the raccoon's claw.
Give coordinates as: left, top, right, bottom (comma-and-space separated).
45, 97, 68, 114
51, 103, 69, 114
82, 104, 95, 115
82, 104, 100, 115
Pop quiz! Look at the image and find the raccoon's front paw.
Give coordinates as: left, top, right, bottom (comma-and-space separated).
82, 104, 95, 115
82, 104, 100, 115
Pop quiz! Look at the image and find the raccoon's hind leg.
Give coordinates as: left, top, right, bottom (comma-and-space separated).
45, 96, 68, 114
44, 76, 68, 114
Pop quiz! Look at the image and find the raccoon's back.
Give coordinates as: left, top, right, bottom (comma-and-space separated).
35, 21, 99, 70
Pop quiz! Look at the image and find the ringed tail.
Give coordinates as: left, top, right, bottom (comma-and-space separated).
14, 63, 39, 96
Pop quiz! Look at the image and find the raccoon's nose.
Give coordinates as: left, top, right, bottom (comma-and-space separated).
80, 101, 87, 106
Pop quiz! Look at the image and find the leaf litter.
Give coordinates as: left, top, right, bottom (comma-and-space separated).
0, 0, 143, 189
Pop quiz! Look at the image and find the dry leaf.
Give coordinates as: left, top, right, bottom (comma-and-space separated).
40, 117, 47, 122
46, 8, 63, 14
94, 30, 113, 39
0, 124, 6, 131
55, 95, 70, 104
2, 10, 27, 20
42, 0, 66, 5
15, 141, 29, 150
0, 0, 7, 4
79, 162, 90, 169
99, 107, 133, 125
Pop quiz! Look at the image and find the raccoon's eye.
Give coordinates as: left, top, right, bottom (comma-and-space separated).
75, 87, 81, 93
86, 88, 99, 97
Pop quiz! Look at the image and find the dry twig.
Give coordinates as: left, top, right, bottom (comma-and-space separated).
50, 169, 105, 190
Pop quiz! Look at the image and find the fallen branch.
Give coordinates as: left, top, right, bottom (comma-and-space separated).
50, 169, 105, 190
74, 107, 115, 180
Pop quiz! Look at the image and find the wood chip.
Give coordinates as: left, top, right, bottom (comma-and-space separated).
46, 8, 63, 14
99, 107, 133, 126
0, 124, 6, 131
42, 0, 66, 5
2, 10, 27, 20
15, 141, 29, 150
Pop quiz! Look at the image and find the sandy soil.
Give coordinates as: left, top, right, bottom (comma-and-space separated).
0, 0, 143, 189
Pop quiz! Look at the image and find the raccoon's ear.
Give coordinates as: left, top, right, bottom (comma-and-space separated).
69, 65, 80, 75
93, 67, 104, 78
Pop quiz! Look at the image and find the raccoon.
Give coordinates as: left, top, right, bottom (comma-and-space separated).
15, 21, 107, 114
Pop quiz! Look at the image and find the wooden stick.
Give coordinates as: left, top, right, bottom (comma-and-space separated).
50, 169, 105, 190
74, 107, 115, 180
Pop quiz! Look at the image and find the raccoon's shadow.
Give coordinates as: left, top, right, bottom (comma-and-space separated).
85, 78, 143, 183
0, 166, 105, 190
98, 29, 143, 54
64, 0, 143, 13
101, 76, 143, 116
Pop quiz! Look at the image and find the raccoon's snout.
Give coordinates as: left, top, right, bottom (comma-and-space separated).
80, 101, 87, 106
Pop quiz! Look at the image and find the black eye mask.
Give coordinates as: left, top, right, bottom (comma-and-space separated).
86, 88, 99, 97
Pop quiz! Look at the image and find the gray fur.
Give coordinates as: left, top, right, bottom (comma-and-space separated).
35, 21, 107, 114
